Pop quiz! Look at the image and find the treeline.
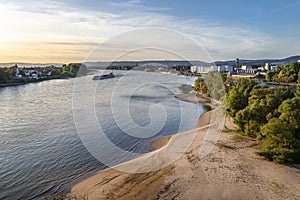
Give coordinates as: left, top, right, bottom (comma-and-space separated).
224, 78, 300, 163
194, 71, 300, 163
61, 63, 87, 78
266, 62, 300, 83
0, 66, 17, 84
194, 72, 234, 100
0, 63, 86, 84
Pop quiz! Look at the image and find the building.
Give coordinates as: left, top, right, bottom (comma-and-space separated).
210, 65, 218, 72
298, 58, 300, 63
199, 66, 210, 73
190, 66, 197, 73
225, 66, 234, 73
31, 72, 38, 79
216, 65, 233, 73
158, 67, 167, 71
190, 66, 210, 73
217, 65, 226, 72
270, 65, 277, 71
241, 65, 252, 70
237, 69, 257, 74
258, 66, 265, 71
265, 63, 269, 70
15, 67, 23, 79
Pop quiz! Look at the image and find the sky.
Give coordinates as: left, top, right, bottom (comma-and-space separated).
0, 0, 300, 63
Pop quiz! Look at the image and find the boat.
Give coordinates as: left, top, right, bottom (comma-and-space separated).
93, 72, 115, 80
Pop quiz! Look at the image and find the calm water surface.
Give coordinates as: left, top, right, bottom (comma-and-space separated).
0, 71, 203, 199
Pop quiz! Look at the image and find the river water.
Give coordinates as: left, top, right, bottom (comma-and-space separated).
0, 70, 203, 199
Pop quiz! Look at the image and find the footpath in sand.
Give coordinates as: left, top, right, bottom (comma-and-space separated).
72, 88, 300, 200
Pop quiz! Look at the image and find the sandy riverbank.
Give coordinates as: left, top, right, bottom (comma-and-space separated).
150, 92, 213, 151
71, 89, 300, 200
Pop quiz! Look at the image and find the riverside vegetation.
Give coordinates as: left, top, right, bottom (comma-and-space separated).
0, 63, 86, 85
194, 62, 300, 164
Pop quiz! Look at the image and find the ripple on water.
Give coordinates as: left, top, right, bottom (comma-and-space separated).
0, 71, 202, 199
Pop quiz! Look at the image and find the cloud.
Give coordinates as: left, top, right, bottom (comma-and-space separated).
0, 0, 277, 62
243, 1, 300, 21
109, 0, 171, 11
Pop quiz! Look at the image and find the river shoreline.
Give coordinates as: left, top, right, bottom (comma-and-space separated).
150, 91, 213, 151
71, 87, 300, 200
71, 88, 216, 199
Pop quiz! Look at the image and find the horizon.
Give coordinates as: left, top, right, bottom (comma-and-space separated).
0, 54, 300, 65
1, 0, 300, 63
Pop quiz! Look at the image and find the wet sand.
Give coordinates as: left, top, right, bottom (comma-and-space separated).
71, 90, 300, 200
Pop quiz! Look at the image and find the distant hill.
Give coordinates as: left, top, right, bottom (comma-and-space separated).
84, 55, 300, 68
83, 60, 209, 68
213, 55, 300, 66
1, 55, 299, 68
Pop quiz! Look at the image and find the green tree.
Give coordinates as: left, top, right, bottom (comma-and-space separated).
296, 72, 300, 97
194, 72, 226, 100
208, 72, 225, 100
61, 63, 86, 78
259, 118, 299, 163
269, 62, 300, 83
259, 97, 300, 163
224, 76, 235, 93
224, 78, 257, 117
0, 68, 9, 83
194, 77, 208, 95
278, 97, 300, 135
234, 87, 293, 137
265, 71, 274, 82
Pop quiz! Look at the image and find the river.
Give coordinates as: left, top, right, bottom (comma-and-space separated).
0, 70, 203, 199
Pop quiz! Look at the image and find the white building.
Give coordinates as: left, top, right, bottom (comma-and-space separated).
225, 66, 234, 73
216, 65, 233, 73
265, 63, 269, 70
158, 67, 166, 71
217, 65, 226, 72
210, 65, 218, 72
25, 71, 31, 76
298, 58, 300, 63
241, 65, 252, 70
270, 65, 277, 71
190, 66, 197, 73
199, 66, 210, 73
15, 68, 23, 79
190, 66, 210, 73
31, 72, 38, 79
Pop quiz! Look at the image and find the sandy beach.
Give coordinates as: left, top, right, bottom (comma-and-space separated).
71, 88, 300, 200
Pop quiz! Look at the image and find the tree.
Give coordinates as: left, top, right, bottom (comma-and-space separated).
208, 72, 225, 100
259, 118, 299, 163
194, 73, 226, 100
0, 68, 9, 83
194, 77, 208, 95
224, 78, 257, 117
265, 71, 274, 82
296, 72, 300, 97
296, 85, 300, 98
61, 63, 86, 78
233, 87, 293, 138
259, 97, 300, 163
224, 76, 235, 93
278, 97, 300, 136
268, 62, 300, 83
